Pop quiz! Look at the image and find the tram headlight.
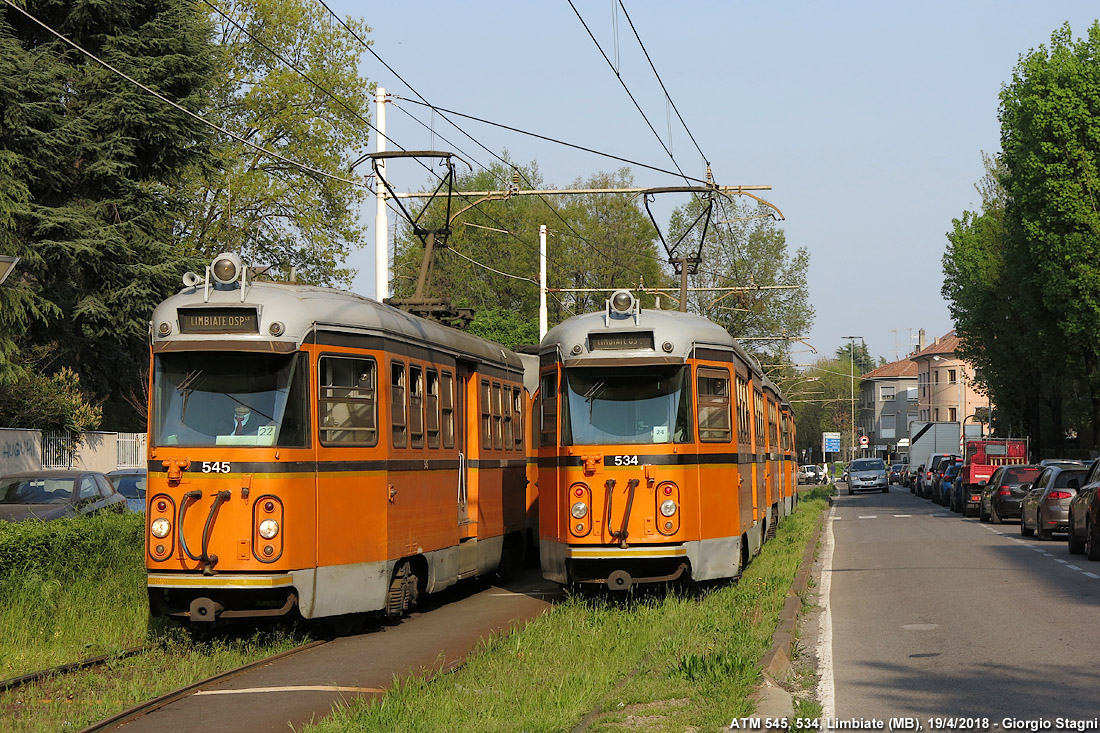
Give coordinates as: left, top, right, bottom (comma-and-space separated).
570, 502, 589, 519
258, 519, 280, 539
150, 518, 171, 539
660, 499, 677, 517
610, 289, 635, 313
211, 252, 242, 284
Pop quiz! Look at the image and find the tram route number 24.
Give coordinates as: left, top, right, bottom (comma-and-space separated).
200, 461, 232, 473
607, 455, 640, 466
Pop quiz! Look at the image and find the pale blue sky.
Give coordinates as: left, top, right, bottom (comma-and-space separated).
331, 1, 1099, 363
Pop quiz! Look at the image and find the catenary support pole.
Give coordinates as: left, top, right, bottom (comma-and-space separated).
374, 87, 389, 301
539, 225, 548, 340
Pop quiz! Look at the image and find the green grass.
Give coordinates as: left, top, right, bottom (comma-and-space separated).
307, 487, 830, 732
0, 512, 149, 678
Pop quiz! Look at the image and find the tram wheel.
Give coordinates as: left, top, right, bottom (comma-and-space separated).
385, 559, 419, 623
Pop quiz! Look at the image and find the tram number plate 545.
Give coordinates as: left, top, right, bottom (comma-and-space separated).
607, 455, 640, 466
201, 461, 232, 473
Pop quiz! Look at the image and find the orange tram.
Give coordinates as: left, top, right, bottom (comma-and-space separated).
535, 290, 797, 590
144, 253, 534, 623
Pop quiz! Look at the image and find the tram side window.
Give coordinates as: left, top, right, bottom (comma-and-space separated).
754, 390, 765, 449
697, 368, 732, 443
492, 382, 504, 450
480, 379, 492, 450
441, 370, 455, 449
735, 376, 751, 444
540, 372, 558, 447
502, 383, 514, 449
769, 402, 778, 447
409, 364, 424, 449
513, 387, 524, 451
780, 413, 789, 451
391, 361, 407, 449
318, 356, 377, 446
426, 368, 440, 449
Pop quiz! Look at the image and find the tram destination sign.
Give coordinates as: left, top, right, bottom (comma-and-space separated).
588, 331, 654, 351
178, 307, 259, 334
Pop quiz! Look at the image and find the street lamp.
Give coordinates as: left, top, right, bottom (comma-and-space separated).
844, 335, 862, 460
0, 255, 18, 285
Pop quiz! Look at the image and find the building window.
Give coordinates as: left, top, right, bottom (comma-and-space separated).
880, 413, 896, 439
935, 370, 940, 384
934, 408, 940, 421
948, 369, 957, 384
949, 407, 957, 422
880, 385, 895, 401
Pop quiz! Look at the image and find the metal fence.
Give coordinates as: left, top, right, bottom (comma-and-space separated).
41, 430, 77, 469
39, 430, 147, 470
117, 432, 146, 468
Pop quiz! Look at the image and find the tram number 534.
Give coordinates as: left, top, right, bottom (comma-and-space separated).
608, 455, 640, 466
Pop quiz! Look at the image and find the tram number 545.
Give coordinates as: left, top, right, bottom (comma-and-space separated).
608, 455, 640, 466
201, 461, 231, 473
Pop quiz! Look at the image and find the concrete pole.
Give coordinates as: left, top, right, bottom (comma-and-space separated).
539, 225, 548, 340
374, 87, 389, 301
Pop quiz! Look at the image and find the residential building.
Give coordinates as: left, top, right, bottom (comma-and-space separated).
858, 357, 918, 460
911, 329, 987, 435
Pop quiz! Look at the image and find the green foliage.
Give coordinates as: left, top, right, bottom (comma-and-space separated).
0, 512, 143, 587
467, 307, 540, 350
392, 162, 671, 327
669, 195, 812, 366
835, 341, 875, 376
0, 359, 103, 432
0, 0, 218, 426
179, 0, 372, 286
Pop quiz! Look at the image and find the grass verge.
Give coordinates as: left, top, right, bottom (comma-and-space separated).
306, 486, 830, 733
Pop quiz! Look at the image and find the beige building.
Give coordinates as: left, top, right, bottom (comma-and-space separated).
911, 330, 987, 432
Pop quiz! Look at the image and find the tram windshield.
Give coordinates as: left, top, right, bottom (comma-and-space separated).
152, 352, 310, 448
561, 366, 692, 446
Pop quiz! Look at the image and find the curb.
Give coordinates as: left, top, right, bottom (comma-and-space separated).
753, 502, 826, 720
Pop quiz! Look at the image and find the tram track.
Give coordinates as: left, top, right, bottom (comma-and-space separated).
0, 646, 149, 694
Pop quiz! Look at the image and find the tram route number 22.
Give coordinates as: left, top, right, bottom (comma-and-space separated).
607, 455, 640, 466
201, 461, 232, 473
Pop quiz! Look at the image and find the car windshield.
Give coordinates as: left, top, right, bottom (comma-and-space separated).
110, 474, 146, 499
1054, 470, 1087, 488
851, 459, 885, 471
561, 366, 692, 446
0, 477, 75, 504
152, 351, 310, 448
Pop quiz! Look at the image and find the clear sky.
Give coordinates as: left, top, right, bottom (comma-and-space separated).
330, 1, 1100, 364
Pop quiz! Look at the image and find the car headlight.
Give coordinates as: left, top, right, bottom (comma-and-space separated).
570, 502, 588, 519
660, 499, 677, 517
258, 519, 279, 539
150, 518, 171, 539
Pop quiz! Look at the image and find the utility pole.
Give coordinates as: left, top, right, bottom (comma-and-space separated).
844, 335, 863, 461
539, 224, 548, 339
374, 87, 389, 301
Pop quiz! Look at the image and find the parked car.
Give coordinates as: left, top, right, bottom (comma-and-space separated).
979, 465, 1042, 524
927, 454, 961, 504
107, 468, 147, 513
888, 463, 906, 485
0, 470, 127, 522
846, 457, 888, 495
1067, 460, 1100, 557
938, 461, 963, 509
1020, 464, 1088, 540
918, 454, 958, 499
909, 464, 924, 494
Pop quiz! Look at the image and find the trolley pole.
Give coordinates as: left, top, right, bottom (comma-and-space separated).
374, 87, 389, 301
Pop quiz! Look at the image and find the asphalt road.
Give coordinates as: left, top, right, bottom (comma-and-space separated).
116, 569, 558, 732
820, 484, 1100, 727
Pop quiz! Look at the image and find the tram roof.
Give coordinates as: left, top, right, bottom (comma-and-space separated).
150, 280, 523, 371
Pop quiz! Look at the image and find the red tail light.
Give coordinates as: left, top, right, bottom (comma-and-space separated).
997, 489, 1011, 496
1048, 491, 1073, 500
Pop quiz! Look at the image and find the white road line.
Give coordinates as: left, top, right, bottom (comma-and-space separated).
818, 505, 836, 720
195, 685, 385, 696
1056, 559, 1068, 564
893, 514, 913, 517
1086, 573, 1100, 579
1067, 565, 1083, 571
858, 515, 878, 519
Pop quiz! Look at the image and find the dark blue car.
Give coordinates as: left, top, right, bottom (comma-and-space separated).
938, 462, 962, 508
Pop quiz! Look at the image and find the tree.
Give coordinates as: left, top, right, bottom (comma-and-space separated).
391, 162, 670, 328
668, 195, 811, 365
0, 0, 219, 428
0, 347, 101, 433
835, 341, 876, 377
178, 0, 373, 286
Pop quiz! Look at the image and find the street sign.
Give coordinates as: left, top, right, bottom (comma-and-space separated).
859, 435, 869, 447
823, 432, 841, 454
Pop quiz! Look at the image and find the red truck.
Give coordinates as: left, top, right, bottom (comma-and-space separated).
955, 438, 1028, 516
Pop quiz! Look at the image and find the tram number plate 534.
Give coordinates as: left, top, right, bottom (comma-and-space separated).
201, 461, 232, 473
607, 455, 640, 466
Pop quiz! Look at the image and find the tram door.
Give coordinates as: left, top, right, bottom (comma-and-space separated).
456, 362, 476, 539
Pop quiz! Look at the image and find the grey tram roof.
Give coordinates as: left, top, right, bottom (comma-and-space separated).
150, 280, 522, 372
541, 306, 783, 397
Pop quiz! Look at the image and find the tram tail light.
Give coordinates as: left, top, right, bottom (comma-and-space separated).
147, 494, 176, 561
252, 495, 284, 562
656, 482, 680, 535
569, 483, 592, 537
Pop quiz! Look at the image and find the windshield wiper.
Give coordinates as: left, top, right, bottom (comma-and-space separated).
583, 380, 606, 403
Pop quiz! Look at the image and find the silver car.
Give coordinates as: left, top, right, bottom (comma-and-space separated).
847, 458, 888, 495
1020, 465, 1087, 540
